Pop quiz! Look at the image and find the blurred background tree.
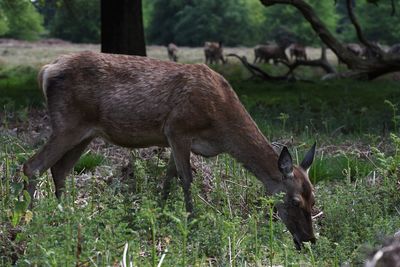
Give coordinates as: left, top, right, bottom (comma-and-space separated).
47, 0, 100, 43
147, 0, 261, 46
0, 0, 44, 40
260, 0, 338, 45
0, 0, 399, 47
337, 0, 400, 45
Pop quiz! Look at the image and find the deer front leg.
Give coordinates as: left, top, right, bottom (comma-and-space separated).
51, 138, 92, 199
23, 129, 91, 201
167, 136, 194, 214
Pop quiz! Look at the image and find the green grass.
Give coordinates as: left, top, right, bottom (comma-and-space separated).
1, 62, 400, 266
0, 66, 43, 109
73, 152, 105, 173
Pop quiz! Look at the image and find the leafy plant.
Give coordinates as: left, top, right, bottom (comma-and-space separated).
74, 151, 105, 173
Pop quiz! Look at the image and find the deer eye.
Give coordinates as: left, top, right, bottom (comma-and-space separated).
292, 197, 301, 207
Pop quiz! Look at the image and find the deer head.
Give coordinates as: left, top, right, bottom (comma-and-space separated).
275, 144, 316, 250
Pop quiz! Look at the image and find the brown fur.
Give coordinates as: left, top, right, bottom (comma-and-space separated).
167, 43, 178, 62
289, 43, 307, 61
253, 44, 289, 64
23, 51, 316, 249
204, 42, 225, 64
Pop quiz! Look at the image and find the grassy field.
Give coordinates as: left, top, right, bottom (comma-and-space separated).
1, 41, 400, 266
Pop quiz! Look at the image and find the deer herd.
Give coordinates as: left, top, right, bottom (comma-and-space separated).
166, 41, 400, 66
24, 39, 399, 252
168, 41, 308, 65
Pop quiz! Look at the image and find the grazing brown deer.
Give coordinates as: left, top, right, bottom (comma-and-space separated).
253, 44, 289, 64
204, 41, 225, 64
23, 51, 316, 249
289, 43, 307, 61
167, 43, 178, 62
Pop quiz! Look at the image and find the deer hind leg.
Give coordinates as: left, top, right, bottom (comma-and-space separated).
23, 129, 92, 200
51, 138, 92, 199
162, 154, 178, 202
166, 136, 194, 213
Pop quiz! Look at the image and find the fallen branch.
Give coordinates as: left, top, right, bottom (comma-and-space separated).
283, 46, 337, 75
228, 47, 336, 82
226, 53, 290, 81
260, 0, 400, 80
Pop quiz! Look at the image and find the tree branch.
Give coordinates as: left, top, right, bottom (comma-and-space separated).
226, 54, 290, 81
346, 0, 383, 58
228, 47, 335, 82
286, 46, 337, 75
259, 0, 400, 80
260, 0, 364, 69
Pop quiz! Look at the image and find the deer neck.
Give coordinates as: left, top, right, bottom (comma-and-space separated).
228, 125, 283, 194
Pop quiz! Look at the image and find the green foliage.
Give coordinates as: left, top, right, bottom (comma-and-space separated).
74, 152, 105, 173
151, 0, 399, 46
0, 7, 9, 35
337, 0, 400, 44
145, 0, 400, 46
146, 0, 338, 46
49, 0, 100, 43
260, 0, 338, 45
0, 0, 44, 40
147, 0, 265, 46
2, 131, 399, 265
0, 66, 43, 108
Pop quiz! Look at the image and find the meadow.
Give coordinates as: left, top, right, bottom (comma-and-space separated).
1, 41, 400, 266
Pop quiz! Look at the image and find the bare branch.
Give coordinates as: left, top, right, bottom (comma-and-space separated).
281, 46, 336, 76
226, 53, 290, 81
228, 47, 335, 82
346, 0, 383, 58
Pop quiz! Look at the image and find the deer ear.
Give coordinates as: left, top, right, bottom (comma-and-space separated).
300, 142, 316, 171
278, 146, 293, 178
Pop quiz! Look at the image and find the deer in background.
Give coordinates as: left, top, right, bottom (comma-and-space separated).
167, 43, 178, 62
23, 51, 316, 250
253, 44, 289, 64
338, 43, 366, 65
204, 41, 226, 64
289, 43, 307, 61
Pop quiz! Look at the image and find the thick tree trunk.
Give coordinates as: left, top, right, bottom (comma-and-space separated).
101, 0, 146, 56
260, 0, 400, 80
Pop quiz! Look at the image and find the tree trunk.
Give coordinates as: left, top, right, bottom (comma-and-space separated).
101, 0, 146, 56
